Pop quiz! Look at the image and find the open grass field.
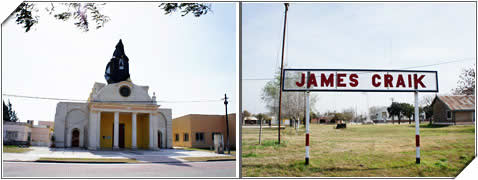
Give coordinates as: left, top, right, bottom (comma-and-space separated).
242, 124, 475, 177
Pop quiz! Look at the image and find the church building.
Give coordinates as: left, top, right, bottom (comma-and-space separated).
53, 40, 172, 150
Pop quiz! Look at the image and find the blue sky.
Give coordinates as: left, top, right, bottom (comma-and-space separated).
242, 2, 476, 115
2, 2, 236, 121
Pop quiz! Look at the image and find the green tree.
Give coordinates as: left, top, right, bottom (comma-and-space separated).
159, 3, 211, 17
453, 64, 475, 95
12, 2, 211, 32
3, 100, 19, 122
3, 101, 11, 121
401, 103, 414, 124
387, 102, 404, 124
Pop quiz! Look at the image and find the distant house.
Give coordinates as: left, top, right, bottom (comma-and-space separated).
370, 107, 389, 123
431, 95, 475, 125
244, 116, 258, 125
3, 120, 55, 146
3, 121, 32, 145
172, 114, 235, 149
311, 118, 320, 124
318, 116, 334, 124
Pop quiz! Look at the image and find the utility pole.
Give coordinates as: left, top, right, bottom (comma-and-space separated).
223, 93, 230, 154
277, 2, 289, 145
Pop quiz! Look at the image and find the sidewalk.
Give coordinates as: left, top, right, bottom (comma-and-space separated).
3, 147, 232, 163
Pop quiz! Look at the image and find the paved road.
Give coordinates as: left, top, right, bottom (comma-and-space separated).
3, 161, 236, 177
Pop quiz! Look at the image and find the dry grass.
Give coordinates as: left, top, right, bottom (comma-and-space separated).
242, 124, 475, 177
3, 145, 33, 153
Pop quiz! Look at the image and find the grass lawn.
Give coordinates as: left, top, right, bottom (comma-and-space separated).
3, 145, 33, 153
242, 124, 475, 177
37, 157, 140, 163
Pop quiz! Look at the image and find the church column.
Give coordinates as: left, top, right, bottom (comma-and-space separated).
132, 112, 137, 149
113, 112, 119, 149
96, 111, 101, 149
149, 113, 154, 149
88, 110, 98, 150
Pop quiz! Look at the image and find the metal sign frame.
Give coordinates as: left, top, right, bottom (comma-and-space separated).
282, 68, 439, 92
282, 68, 439, 165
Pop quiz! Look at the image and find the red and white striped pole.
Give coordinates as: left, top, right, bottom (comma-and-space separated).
305, 90, 310, 165
414, 90, 420, 164
305, 72, 311, 165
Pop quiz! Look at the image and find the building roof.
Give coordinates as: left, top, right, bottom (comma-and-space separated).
434, 95, 475, 111
3, 121, 31, 127
173, 113, 236, 120
244, 116, 258, 121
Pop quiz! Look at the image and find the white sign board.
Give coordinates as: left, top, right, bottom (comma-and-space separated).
282, 69, 438, 92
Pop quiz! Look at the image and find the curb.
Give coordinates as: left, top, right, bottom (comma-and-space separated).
35, 160, 131, 164
206, 159, 236, 162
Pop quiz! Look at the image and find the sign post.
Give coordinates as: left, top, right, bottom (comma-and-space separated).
305, 72, 311, 165
414, 90, 420, 164
282, 69, 438, 165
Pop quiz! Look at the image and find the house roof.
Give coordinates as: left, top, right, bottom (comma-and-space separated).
434, 95, 475, 111
244, 116, 258, 121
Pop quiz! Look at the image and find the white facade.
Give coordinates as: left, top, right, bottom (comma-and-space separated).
3, 122, 31, 142
54, 81, 172, 150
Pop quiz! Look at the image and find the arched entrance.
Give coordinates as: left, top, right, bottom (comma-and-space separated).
72, 129, 80, 147
157, 131, 162, 148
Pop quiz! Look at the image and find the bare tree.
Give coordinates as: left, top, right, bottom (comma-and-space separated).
342, 108, 355, 122
255, 113, 269, 145
453, 65, 475, 95
261, 69, 318, 129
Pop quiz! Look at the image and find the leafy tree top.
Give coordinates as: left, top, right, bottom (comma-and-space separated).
3, 100, 19, 122
11, 2, 212, 32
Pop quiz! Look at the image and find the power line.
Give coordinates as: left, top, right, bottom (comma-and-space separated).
242, 58, 475, 81
2, 94, 85, 102
1, 94, 224, 104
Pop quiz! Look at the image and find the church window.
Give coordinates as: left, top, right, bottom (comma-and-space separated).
175, 134, 179, 141
119, 86, 131, 97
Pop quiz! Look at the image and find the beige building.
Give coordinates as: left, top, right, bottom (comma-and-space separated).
3, 120, 55, 146
38, 121, 54, 130
31, 121, 53, 146
3, 121, 32, 145
432, 95, 475, 125
172, 114, 235, 149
